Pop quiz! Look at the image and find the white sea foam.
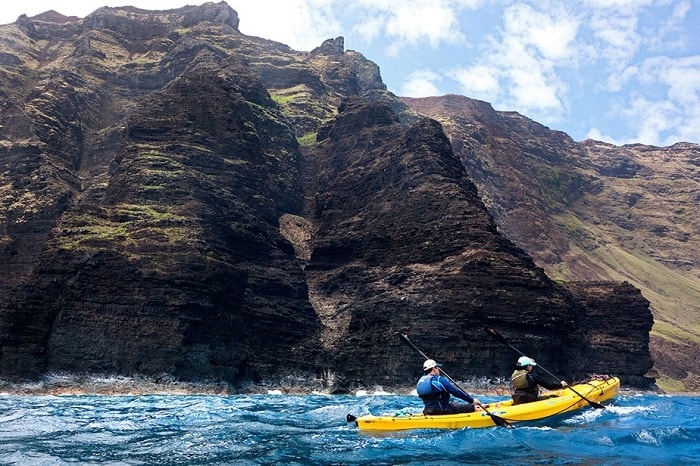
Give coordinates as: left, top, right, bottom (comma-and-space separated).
607, 405, 656, 416
520, 425, 555, 431
564, 403, 656, 425
371, 387, 393, 396
564, 408, 605, 425
594, 435, 615, 446
635, 429, 662, 446
354, 387, 398, 396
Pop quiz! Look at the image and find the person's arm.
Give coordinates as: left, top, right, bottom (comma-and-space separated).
532, 373, 567, 391
440, 376, 474, 403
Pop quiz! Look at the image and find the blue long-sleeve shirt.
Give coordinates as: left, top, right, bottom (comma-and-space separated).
416, 374, 474, 410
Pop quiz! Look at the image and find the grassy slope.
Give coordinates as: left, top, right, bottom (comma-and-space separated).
548, 215, 700, 391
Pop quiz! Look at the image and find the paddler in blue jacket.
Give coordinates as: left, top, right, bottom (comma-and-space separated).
416, 359, 482, 415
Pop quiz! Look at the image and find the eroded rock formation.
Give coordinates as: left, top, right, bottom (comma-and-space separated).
402, 95, 698, 391
0, 2, 664, 390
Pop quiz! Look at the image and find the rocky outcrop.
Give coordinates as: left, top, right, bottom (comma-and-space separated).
0, 3, 659, 390
402, 95, 699, 390
565, 281, 654, 386
304, 97, 625, 388
1, 60, 320, 382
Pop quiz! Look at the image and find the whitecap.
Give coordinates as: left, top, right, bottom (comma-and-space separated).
519, 425, 555, 431
594, 435, 615, 446
371, 388, 393, 396
635, 429, 661, 446
563, 409, 605, 425
607, 405, 656, 416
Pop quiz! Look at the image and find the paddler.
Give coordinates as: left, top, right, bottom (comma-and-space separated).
511, 356, 568, 404
416, 359, 483, 415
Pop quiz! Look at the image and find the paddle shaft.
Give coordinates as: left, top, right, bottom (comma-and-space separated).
399, 334, 469, 390
484, 327, 605, 409
398, 333, 511, 427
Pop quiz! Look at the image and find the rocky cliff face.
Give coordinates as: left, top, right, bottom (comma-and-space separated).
402, 95, 699, 390
0, 3, 659, 390
0, 5, 321, 383
301, 97, 654, 389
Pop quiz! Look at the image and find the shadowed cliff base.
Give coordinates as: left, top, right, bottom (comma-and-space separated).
0, 372, 663, 397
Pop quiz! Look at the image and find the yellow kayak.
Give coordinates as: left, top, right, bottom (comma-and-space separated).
348, 376, 620, 431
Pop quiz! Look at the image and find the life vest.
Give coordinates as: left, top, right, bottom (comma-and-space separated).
416, 375, 440, 398
511, 369, 530, 390
416, 375, 451, 409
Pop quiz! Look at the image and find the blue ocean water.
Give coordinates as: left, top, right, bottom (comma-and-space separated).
0, 391, 697, 465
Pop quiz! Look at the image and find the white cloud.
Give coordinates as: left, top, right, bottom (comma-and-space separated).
648, 0, 692, 51
449, 65, 501, 100
234, 0, 479, 54
605, 65, 639, 92
384, 2, 466, 48
583, 0, 655, 9
232, 0, 341, 50
633, 55, 700, 144
400, 69, 443, 97
621, 95, 679, 145
351, 15, 385, 43
502, 3, 579, 61
353, 0, 482, 54
507, 65, 564, 113
459, 4, 570, 120
642, 55, 700, 99
588, 13, 642, 67
590, 54, 700, 145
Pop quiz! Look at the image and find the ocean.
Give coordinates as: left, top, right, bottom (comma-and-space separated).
1, 390, 697, 465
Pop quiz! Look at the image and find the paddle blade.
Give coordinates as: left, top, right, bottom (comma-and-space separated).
586, 399, 606, 409
489, 413, 511, 428
566, 385, 606, 409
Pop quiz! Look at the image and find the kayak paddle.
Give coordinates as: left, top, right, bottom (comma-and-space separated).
484, 326, 605, 409
398, 332, 511, 427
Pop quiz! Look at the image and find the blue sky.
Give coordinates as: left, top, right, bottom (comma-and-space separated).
3, 0, 699, 146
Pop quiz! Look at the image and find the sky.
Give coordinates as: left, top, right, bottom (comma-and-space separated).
2, 1, 699, 147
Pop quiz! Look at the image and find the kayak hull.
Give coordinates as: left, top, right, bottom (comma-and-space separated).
350, 376, 620, 431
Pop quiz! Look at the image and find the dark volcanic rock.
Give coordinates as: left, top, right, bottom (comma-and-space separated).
403, 94, 698, 391
0, 4, 658, 390
1, 61, 320, 383
304, 97, 654, 390
565, 281, 654, 386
